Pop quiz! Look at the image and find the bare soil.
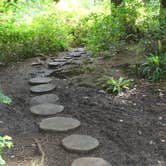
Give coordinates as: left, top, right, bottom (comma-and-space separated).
0, 51, 165, 166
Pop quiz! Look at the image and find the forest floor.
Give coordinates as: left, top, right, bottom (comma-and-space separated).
0, 48, 165, 166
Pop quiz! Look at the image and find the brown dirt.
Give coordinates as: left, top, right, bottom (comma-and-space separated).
0, 52, 165, 166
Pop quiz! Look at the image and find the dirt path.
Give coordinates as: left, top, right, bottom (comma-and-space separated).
0, 49, 165, 166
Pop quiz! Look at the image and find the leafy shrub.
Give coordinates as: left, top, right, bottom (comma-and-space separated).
0, 1, 73, 62
75, 4, 125, 54
139, 54, 166, 81
105, 77, 132, 94
74, 0, 161, 55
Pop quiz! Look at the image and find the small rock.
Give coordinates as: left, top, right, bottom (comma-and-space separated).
119, 119, 123, 122
149, 140, 155, 145
31, 62, 43, 66
10, 155, 15, 158
160, 139, 165, 143
98, 90, 106, 94
138, 130, 142, 135
158, 117, 163, 120
0, 62, 5, 67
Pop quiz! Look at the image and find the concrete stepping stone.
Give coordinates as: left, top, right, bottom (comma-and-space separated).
62, 135, 99, 153
71, 157, 112, 166
29, 77, 52, 85
39, 117, 80, 132
30, 94, 59, 106
30, 84, 56, 94
48, 62, 65, 68
30, 103, 64, 116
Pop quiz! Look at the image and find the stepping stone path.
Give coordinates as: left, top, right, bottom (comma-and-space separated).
62, 135, 99, 153
30, 103, 64, 116
39, 117, 80, 132
30, 84, 56, 94
28, 48, 111, 165
29, 77, 52, 85
30, 94, 59, 106
71, 157, 112, 166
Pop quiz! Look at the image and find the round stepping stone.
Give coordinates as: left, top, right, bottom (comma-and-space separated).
30, 94, 59, 106
29, 77, 52, 85
30, 84, 56, 94
62, 135, 99, 153
39, 117, 80, 132
30, 103, 64, 116
71, 157, 112, 166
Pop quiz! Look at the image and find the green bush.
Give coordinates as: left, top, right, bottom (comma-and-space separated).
74, 0, 161, 55
0, 1, 73, 62
139, 54, 166, 81
74, 3, 125, 54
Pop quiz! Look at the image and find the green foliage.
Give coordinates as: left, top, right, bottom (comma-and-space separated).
106, 77, 132, 94
0, 0, 73, 62
0, 0, 165, 61
75, 3, 125, 54
0, 92, 13, 165
139, 54, 166, 81
0, 92, 12, 104
0, 136, 13, 165
74, 0, 161, 54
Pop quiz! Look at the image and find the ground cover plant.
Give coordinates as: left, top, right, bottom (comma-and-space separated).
0, 92, 13, 165
105, 77, 132, 94
139, 53, 166, 81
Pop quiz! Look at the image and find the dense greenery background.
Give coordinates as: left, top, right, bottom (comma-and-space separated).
0, 0, 166, 80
